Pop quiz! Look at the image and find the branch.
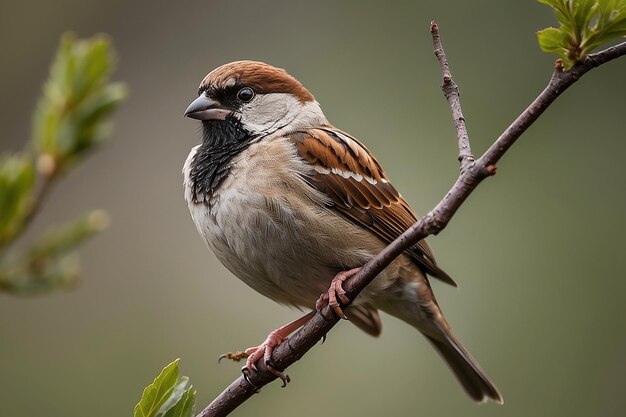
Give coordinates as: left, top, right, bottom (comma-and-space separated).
10, 166, 58, 246
431, 21, 474, 172
0, 35, 125, 295
196, 29, 626, 417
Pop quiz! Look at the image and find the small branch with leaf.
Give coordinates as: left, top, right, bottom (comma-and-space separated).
0, 34, 126, 295
134, 1, 626, 416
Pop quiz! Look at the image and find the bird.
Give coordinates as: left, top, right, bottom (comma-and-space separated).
182, 60, 502, 404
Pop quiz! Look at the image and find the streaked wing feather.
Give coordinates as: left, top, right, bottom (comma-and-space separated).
288, 128, 456, 286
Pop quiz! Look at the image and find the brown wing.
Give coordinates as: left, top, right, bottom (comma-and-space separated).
288, 127, 456, 286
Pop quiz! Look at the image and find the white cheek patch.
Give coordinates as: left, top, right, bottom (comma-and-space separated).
239, 93, 328, 136
240, 93, 295, 133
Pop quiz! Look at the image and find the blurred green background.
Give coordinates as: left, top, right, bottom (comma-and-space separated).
1, 1, 625, 416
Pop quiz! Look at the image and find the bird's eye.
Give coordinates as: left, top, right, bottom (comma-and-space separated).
237, 87, 255, 102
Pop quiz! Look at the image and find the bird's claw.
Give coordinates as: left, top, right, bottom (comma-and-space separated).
220, 312, 316, 389
229, 330, 293, 388
218, 351, 249, 363
241, 366, 260, 391
316, 267, 361, 319
265, 360, 291, 387
240, 360, 289, 388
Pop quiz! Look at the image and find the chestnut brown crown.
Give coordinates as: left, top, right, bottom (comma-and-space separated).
199, 60, 315, 103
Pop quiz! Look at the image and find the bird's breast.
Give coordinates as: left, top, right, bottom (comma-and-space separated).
183, 136, 387, 307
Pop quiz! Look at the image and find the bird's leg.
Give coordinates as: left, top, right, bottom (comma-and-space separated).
219, 311, 315, 387
315, 267, 361, 320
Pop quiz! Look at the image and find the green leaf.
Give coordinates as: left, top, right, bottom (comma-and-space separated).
537, 27, 570, 52
0, 210, 109, 294
27, 210, 109, 261
0, 33, 126, 295
163, 387, 197, 417
134, 359, 196, 417
575, 1, 598, 34
0, 253, 82, 294
583, 2, 626, 49
159, 377, 196, 417
156, 377, 190, 417
32, 33, 127, 172
134, 359, 180, 417
537, 0, 626, 68
0, 154, 36, 247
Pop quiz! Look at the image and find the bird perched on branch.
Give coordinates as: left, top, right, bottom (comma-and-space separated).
183, 60, 502, 404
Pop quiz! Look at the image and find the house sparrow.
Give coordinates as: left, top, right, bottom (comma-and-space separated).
183, 60, 502, 404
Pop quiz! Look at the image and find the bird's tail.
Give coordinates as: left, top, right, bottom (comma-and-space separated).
384, 280, 503, 403
423, 326, 503, 404
379, 260, 502, 403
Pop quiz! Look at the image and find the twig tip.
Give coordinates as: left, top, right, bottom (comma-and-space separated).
555, 59, 564, 72
37, 154, 57, 177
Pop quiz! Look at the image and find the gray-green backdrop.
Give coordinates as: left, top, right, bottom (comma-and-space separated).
1, 1, 625, 416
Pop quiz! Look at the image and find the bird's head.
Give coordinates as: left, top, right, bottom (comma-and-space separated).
185, 61, 327, 141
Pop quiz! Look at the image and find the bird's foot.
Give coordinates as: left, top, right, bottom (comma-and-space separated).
219, 312, 315, 388
238, 330, 291, 387
218, 335, 288, 386
315, 267, 361, 319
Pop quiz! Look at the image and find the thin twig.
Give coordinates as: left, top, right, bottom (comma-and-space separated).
0, 163, 58, 254
196, 31, 626, 417
20, 175, 56, 229
6, 170, 58, 250
430, 21, 474, 172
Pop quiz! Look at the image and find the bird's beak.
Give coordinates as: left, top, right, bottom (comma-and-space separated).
184, 95, 231, 120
